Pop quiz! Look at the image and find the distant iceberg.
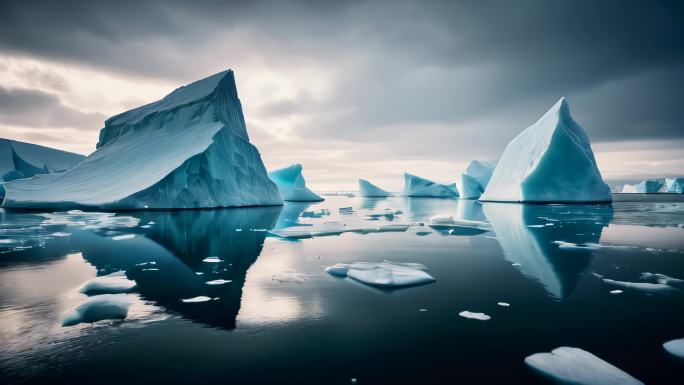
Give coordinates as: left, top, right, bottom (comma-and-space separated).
621, 184, 637, 193
268, 163, 324, 202
635, 179, 666, 193
481, 98, 611, 203
0, 138, 84, 182
465, 160, 495, 189
402, 173, 458, 198
2, 70, 282, 209
457, 173, 484, 199
358, 178, 390, 197
667, 178, 683, 193
525, 347, 644, 385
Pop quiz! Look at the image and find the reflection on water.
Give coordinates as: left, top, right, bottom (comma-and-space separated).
483, 203, 613, 299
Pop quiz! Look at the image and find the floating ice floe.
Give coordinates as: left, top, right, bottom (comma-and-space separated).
497, 302, 510, 307
206, 279, 232, 285
359, 178, 390, 197
459, 311, 491, 321
663, 338, 684, 359
640, 272, 684, 289
325, 261, 435, 289
181, 296, 213, 303
367, 208, 403, 219
40, 211, 140, 230
2, 70, 282, 210
62, 294, 133, 326
270, 223, 409, 240
268, 163, 323, 202
457, 173, 484, 200
79, 271, 137, 295
525, 346, 644, 385
553, 241, 601, 251
0, 138, 85, 183
609, 290, 623, 294
593, 273, 679, 295
111, 234, 135, 241
480, 98, 611, 203
465, 160, 495, 190
402, 173, 458, 198
202, 256, 223, 263
428, 214, 490, 231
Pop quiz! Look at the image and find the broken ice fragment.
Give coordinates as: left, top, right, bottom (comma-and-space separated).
497, 302, 510, 307
459, 311, 491, 321
609, 290, 623, 294
202, 257, 223, 263
62, 294, 132, 326
79, 271, 137, 295
206, 279, 232, 285
525, 346, 644, 385
181, 296, 213, 303
325, 261, 434, 289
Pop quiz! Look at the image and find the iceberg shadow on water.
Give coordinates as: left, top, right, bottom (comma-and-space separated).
483, 202, 613, 299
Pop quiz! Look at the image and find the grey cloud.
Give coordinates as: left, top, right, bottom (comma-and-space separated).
15, 66, 71, 92
0, 86, 106, 130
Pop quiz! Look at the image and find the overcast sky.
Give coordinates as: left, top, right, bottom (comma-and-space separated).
0, 0, 682, 190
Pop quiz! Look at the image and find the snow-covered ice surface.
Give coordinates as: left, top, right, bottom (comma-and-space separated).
465, 160, 495, 190
457, 173, 483, 199
358, 178, 390, 197
62, 294, 133, 326
663, 338, 684, 358
325, 261, 435, 289
268, 163, 323, 202
0, 138, 84, 183
481, 98, 611, 203
2, 70, 282, 209
79, 271, 137, 295
402, 173, 458, 198
525, 347, 644, 385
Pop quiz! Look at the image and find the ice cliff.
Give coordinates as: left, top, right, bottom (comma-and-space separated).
359, 178, 390, 197
480, 98, 611, 203
1, 70, 282, 209
268, 163, 323, 202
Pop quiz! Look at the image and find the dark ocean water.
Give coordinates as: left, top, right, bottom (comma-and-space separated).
1, 195, 683, 384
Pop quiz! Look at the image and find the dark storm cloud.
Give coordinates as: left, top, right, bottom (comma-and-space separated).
0, 0, 682, 145
0, 86, 106, 129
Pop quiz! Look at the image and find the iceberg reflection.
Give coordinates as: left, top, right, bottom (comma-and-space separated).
483, 203, 613, 299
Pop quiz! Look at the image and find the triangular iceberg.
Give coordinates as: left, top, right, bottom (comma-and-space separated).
358, 178, 390, 197
268, 164, 323, 202
481, 98, 611, 203
2, 70, 282, 209
402, 173, 458, 198
0, 138, 84, 182
465, 160, 495, 189
457, 173, 484, 199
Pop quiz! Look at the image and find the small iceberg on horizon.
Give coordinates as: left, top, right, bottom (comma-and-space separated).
62, 294, 133, 326
402, 173, 458, 198
525, 347, 644, 385
359, 178, 390, 197
268, 163, 324, 202
325, 261, 435, 289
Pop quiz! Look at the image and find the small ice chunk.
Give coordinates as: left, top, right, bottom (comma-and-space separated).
640, 272, 684, 289
663, 338, 684, 359
428, 214, 490, 230
525, 346, 644, 385
202, 256, 223, 263
610, 290, 623, 294
181, 296, 213, 303
594, 273, 678, 295
62, 294, 132, 326
141, 268, 159, 271
50, 231, 71, 237
497, 302, 510, 307
206, 279, 232, 285
459, 311, 491, 321
325, 261, 434, 289
419, 308, 428, 312
111, 234, 135, 241
553, 241, 601, 251
79, 271, 136, 295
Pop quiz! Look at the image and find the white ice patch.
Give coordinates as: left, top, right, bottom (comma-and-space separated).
553, 241, 601, 251
205, 279, 232, 285
610, 290, 623, 294
525, 346, 644, 385
663, 338, 684, 359
62, 294, 133, 326
497, 302, 510, 307
79, 271, 136, 295
181, 296, 213, 303
111, 234, 135, 241
270, 223, 409, 239
594, 273, 679, 295
459, 311, 491, 321
202, 257, 223, 263
325, 261, 435, 289
428, 214, 490, 230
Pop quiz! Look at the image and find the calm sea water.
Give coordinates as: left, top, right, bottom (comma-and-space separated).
1, 195, 683, 384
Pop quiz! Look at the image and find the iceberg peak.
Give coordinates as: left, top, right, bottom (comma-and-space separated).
268, 164, 324, 202
359, 178, 390, 197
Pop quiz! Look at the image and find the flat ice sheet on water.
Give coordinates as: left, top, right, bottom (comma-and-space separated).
480, 98, 611, 203
525, 347, 644, 385
325, 261, 435, 289
62, 294, 133, 326
79, 271, 137, 295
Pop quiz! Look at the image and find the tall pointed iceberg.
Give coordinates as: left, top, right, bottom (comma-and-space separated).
359, 178, 390, 197
1, 70, 282, 209
0, 138, 84, 182
480, 98, 611, 203
268, 164, 323, 202
402, 173, 458, 198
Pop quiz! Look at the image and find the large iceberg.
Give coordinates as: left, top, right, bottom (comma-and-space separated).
480, 98, 611, 203
635, 179, 665, 193
358, 178, 390, 197
465, 160, 495, 189
402, 173, 458, 198
457, 173, 484, 199
666, 178, 683, 193
268, 163, 323, 202
2, 70, 282, 210
0, 138, 84, 182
